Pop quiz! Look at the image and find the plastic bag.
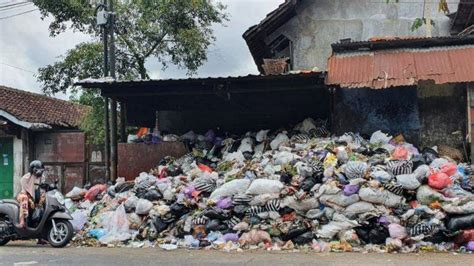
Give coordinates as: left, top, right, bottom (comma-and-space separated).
238, 137, 254, 153
210, 179, 250, 200
442, 201, 474, 214
270, 133, 289, 150
239, 230, 271, 246
428, 172, 452, 190
66, 187, 86, 200
84, 184, 107, 201
414, 165, 430, 180
358, 187, 403, 208
71, 210, 88, 231
317, 213, 358, 239
124, 195, 139, 212
135, 199, 153, 215
416, 185, 448, 205
99, 205, 131, 244
392, 146, 409, 160
256, 130, 270, 142
274, 151, 300, 165
447, 213, 474, 231
454, 229, 474, 244
343, 161, 368, 180
440, 162, 457, 177
344, 202, 376, 216
370, 170, 393, 183
396, 174, 421, 190
388, 223, 407, 239
370, 131, 392, 145
343, 184, 360, 196
246, 179, 283, 195
319, 193, 359, 208
467, 241, 474, 251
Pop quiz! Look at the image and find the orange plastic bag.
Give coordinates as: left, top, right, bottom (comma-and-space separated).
428, 172, 452, 190
136, 127, 149, 138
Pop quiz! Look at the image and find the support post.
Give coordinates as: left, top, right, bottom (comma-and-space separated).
102, 22, 110, 181
109, 0, 118, 181
120, 102, 126, 143
468, 83, 474, 164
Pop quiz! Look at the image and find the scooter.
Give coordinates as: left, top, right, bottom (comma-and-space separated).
0, 181, 74, 248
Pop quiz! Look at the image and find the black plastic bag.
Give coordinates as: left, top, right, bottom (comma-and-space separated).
447, 213, 474, 232
144, 189, 162, 201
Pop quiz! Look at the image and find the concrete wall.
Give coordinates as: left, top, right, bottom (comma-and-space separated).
267, 0, 458, 70
333, 87, 421, 144
333, 84, 467, 149
418, 82, 467, 149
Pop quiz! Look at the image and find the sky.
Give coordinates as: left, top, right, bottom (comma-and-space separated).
0, 0, 283, 98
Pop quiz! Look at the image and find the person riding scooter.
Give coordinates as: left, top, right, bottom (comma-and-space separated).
17, 160, 46, 228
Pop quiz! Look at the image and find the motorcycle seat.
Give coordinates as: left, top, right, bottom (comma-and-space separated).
0, 199, 19, 207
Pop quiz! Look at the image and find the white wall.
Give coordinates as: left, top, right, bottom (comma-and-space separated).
267, 0, 459, 70
13, 135, 23, 196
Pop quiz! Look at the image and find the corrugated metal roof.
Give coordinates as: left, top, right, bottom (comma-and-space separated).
327, 45, 474, 89
76, 70, 323, 87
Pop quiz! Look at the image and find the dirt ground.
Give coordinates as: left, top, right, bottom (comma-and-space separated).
0, 242, 472, 266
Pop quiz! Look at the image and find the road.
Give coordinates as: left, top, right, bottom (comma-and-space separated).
0, 242, 472, 266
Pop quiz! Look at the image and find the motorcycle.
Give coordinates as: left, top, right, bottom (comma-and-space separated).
0, 181, 74, 248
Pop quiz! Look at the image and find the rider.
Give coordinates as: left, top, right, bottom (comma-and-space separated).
17, 160, 46, 228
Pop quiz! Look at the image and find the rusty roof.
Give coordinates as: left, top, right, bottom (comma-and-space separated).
242, 0, 299, 73
0, 85, 90, 128
327, 44, 474, 89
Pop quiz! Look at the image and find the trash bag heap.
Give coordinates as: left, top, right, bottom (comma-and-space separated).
66, 118, 474, 252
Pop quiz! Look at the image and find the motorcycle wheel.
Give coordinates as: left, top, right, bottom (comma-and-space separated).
0, 237, 9, 246
47, 220, 73, 248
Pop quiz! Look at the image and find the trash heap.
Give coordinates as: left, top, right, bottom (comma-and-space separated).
66, 118, 474, 252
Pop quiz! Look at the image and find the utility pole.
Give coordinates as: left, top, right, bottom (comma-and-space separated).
109, 0, 118, 182
103, 11, 110, 181
94, 0, 111, 181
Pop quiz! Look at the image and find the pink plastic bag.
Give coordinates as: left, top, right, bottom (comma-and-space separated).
440, 163, 457, 177
428, 172, 452, 190
392, 146, 409, 160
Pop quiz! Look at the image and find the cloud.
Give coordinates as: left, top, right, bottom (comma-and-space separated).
0, 0, 282, 97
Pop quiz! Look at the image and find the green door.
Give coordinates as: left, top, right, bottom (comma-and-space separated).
0, 137, 14, 199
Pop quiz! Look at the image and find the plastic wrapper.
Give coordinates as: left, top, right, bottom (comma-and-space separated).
388, 223, 407, 239
396, 174, 421, 190
71, 210, 88, 231
270, 133, 289, 150
428, 172, 452, 190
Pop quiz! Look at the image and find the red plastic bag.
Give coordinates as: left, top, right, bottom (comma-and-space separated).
392, 146, 409, 160
428, 172, 452, 190
440, 162, 457, 177
198, 164, 213, 173
455, 229, 474, 245
84, 184, 107, 201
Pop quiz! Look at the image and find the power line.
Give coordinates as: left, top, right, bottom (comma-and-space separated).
0, 62, 36, 74
0, 2, 32, 11
0, 7, 37, 19
0, 1, 31, 9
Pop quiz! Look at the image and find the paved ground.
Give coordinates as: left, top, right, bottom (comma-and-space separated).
0, 242, 472, 266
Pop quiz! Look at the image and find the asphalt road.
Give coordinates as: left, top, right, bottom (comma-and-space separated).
0, 242, 472, 266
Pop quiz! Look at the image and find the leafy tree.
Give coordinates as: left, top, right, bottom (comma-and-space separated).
35, 0, 228, 143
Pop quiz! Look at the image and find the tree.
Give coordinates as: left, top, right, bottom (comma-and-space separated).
35, 0, 228, 143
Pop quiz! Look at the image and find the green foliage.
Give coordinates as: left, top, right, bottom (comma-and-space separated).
410, 17, 436, 32
71, 89, 106, 145
35, 0, 228, 144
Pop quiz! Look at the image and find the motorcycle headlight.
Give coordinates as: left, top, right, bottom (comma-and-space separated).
54, 191, 65, 205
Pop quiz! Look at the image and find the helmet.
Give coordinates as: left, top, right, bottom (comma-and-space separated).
29, 160, 45, 177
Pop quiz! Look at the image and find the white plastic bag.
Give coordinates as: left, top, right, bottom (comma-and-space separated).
370, 130, 392, 145
135, 199, 153, 215
246, 179, 284, 195
124, 195, 139, 211
71, 210, 88, 231
295, 118, 317, 133
99, 205, 131, 244
358, 187, 402, 208
270, 133, 289, 150
319, 193, 360, 208
210, 179, 251, 200
238, 137, 254, 153
316, 213, 358, 239
274, 151, 300, 165
396, 174, 421, 190
256, 130, 270, 142
344, 202, 376, 216
65, 187, 86, 199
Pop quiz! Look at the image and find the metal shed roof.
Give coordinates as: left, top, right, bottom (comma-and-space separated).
327, 37, 474, 89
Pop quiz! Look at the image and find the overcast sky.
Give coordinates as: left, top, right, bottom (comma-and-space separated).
0, 0, 282, 98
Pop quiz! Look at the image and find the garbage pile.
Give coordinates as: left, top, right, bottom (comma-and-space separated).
65, 118, 474, 252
